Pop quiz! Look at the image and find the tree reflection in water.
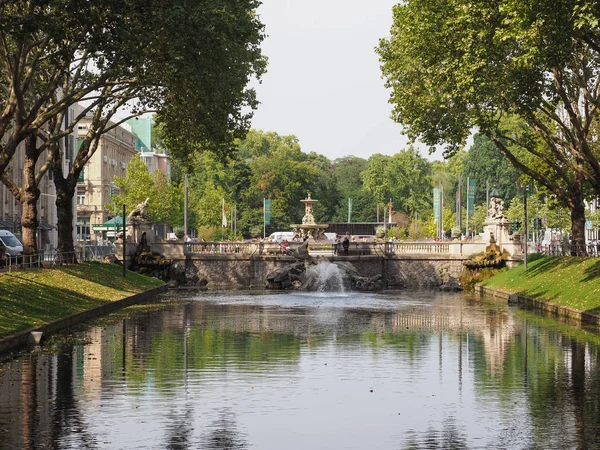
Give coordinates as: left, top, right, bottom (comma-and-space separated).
2, 292, 600, 448
200, 409, 247, 450
402, 418, 468, 449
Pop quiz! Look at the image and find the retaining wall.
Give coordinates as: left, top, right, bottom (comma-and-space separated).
187, 254, 469, 289
475, 284, 600, 327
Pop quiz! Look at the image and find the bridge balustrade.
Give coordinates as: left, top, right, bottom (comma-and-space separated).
185, 241, 256, 255
180, 240, 496, 257
386, 242, 450, 255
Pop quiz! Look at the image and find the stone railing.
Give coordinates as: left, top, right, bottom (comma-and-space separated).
184, 241, 257, 255
386, 241, 450, 255
147, 239, 518, 260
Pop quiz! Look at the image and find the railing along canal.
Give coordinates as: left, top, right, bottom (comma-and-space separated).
183, 241, 461, 257
0, 246, 112, 273
385, 242, 450, 255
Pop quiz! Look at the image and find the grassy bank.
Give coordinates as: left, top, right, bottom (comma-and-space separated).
0, 262, 164, 337
482, 255, 600, 315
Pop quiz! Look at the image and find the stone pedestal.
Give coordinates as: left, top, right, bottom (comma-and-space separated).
128, 219, 153, 246
482, 218, 510, 248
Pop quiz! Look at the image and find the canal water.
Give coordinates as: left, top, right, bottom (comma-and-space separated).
1, 290, 600, 449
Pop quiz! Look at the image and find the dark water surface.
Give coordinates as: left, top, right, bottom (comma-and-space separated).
2, 290, 600, 449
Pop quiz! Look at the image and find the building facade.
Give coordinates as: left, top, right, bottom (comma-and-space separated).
76, 117, 137, 242
0, 107, 77, 251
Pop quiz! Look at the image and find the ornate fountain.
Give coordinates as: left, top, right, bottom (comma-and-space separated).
291, 192, 329, 241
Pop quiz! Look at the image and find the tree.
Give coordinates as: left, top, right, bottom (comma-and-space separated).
362, 147, 432, 218
0, 0, 133, 253
331, 156, 371, 222
377, 0, 600, 251
463, 134, 520, 207
113, 157, 181, 226
1, 0, 266, 254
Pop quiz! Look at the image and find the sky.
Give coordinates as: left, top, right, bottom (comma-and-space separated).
250, 0, 444, 162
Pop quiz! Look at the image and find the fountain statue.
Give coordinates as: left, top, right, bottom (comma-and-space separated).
291, 192, 329, 241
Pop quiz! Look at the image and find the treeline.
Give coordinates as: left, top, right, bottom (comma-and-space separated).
117, 129, 564, 240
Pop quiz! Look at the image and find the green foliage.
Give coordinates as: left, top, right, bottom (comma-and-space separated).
195, 225, 222, 241
377, 0, 600, 246
460, 267, 506, 292
469, 204, 488, 236
463, 134, 520, 206
113, 157, 181, 226
362, 147, 432, 217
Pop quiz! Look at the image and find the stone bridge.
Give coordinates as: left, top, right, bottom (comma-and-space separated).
142, 240, 522, 289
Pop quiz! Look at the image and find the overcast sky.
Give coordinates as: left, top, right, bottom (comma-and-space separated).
250, 0, 443, 162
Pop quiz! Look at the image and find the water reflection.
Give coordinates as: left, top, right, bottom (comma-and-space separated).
0, 291, 600, 448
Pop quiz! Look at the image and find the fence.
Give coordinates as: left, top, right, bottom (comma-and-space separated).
535, 243, 600, 257
0, 245, 114, 273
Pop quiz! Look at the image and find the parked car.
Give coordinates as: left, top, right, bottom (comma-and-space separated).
0, 230, 23, 256
268, 232, 295, 242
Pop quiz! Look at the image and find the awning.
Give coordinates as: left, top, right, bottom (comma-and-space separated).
93, 215, 123, 232
38, 220, 57, 231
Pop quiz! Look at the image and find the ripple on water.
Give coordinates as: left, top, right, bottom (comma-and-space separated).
0, 290, 598, 449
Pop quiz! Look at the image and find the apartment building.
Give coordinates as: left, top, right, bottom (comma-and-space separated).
127, 117, 171, 179
75, 116, 137, 242
0, 107, 77, 250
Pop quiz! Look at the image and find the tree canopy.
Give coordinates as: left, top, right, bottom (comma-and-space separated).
377, 0, 600, 248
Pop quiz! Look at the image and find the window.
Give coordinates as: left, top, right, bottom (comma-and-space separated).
77, 188, 86, 205
76, 217, 90, 241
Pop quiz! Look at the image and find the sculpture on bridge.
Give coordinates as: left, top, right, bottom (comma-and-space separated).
487, 197, 506, 220
126, 198, 153, 249
128, 198, 151, 222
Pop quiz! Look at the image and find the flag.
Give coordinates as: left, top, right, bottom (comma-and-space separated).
389, 199, 393, 223
433, 188, 441, 221
348, 198, 352, 223
467, 178, 476, 216
222, 198, 227, 227
264, 199, 271, 225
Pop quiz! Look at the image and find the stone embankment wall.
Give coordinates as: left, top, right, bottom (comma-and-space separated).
185, 254, 469, 289
475, 285, 600, 327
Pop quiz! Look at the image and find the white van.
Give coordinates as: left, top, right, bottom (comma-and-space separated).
268, 231, 294, 242
0, 230, 23, 256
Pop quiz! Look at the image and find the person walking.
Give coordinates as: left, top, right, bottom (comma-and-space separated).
342, 236, 350, 255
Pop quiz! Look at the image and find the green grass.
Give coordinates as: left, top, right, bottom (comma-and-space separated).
0, 262, 164, 337
482, 255, 600, 315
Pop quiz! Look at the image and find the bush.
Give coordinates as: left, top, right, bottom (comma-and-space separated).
249, 225, 263, 238
460, 266, 507, 291
196, 225, 221, 241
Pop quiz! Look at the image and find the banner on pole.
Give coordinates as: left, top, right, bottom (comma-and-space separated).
467, 178, 476, 216
347, 198, 352, 223
433, 188, 441, 221
222, 199, 227, 227
264, 199, 271, 225
389, 199, 393, 223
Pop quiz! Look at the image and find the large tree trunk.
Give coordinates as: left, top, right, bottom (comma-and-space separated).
20, 134, 40, 255
54, 174, 77, 262
570, 173, 587, 256
49, 136, 78, 263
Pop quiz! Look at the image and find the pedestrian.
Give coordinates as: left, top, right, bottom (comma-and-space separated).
342, 236, 350, 255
